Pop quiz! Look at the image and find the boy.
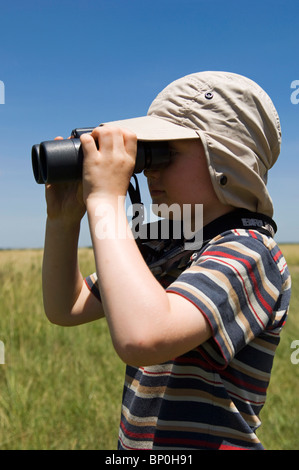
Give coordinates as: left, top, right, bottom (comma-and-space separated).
42, 71, 291, 450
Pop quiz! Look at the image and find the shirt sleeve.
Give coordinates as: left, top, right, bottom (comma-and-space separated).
166, 233, 284, 369
84, 272, 101, 302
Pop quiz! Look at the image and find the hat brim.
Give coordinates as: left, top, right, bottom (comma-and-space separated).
101, 115, 198, 141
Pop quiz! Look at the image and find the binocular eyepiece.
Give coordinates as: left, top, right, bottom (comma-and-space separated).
32, 127, 170, 184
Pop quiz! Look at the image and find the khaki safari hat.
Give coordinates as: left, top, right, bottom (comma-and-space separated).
103, 71, 281, 218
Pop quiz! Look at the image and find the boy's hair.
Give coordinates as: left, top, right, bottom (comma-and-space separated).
103, 71, 281, 217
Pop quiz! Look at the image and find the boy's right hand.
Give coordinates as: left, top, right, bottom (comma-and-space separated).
44, 137, 86, 224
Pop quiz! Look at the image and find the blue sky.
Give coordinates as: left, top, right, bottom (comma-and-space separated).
0, 0, 298, 248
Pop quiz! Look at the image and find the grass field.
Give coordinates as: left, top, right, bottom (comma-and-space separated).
0, 245, 298, 450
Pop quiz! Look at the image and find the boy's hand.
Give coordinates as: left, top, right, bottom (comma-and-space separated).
45, 137, 86, 224
45, 180, 86, 222
80, 126, 137, 204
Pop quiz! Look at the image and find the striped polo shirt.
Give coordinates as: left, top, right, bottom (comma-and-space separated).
85, 216, 291, 450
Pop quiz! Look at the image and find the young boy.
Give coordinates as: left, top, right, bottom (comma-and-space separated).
42, 71, 291, 450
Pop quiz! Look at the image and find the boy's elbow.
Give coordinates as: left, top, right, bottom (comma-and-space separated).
114, 344, 153, 367
112, 332, 165, 367
43, 301, 75, 327
44, 308, 69, 327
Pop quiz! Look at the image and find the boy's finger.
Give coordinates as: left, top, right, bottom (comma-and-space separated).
80, 133, 97, 154
123, 129, 138, 158
91, 125, 123, 154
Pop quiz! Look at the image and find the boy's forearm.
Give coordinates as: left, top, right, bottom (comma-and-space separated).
86, 197, 171, 363
42, 217, 84, 324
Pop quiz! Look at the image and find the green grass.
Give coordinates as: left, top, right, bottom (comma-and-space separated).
0, 245, 298, 449
257, 244, 299, 450
0, 249, 125, 449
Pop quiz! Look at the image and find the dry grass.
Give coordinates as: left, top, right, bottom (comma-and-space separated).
0, 246, 298, 449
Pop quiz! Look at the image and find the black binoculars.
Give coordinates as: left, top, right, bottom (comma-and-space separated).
32, 127, 170, 184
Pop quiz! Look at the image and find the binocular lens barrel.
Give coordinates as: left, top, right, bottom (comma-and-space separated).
32, 138, 84, 184
32, 132, 170, 184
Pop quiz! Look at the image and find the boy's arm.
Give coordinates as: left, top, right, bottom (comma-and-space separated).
81, 127, 212, 366
43, 217, 104, 326
86, 197, 211, 365
42, 143, 104, 326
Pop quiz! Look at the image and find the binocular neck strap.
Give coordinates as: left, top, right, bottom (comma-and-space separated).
128, 174, 143, 208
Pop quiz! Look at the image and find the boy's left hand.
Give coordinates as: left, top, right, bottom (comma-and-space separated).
80, 125, 137, 204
